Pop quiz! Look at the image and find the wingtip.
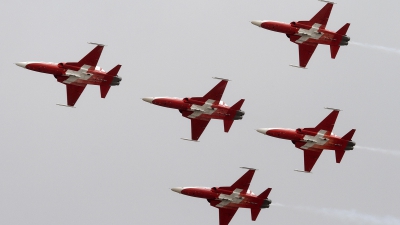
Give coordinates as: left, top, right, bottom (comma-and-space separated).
88, 42, 106, 46
240, 167, 258, 170
324, 107, 342, 111
212, 77, 231, 81
180, 138, 199, 142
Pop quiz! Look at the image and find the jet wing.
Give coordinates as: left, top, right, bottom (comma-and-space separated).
66, 84, 87, 106
309, 3, 333, 29
303, 148, 323, 172
203, 80, 228, 102
191, 118, 210, 141
314, 110, 339, 134
298, 43, 318, 68
230, 169, 255, 191
219, 208, 238, 225
294, 141, 323, 172
77, 44, 105, 67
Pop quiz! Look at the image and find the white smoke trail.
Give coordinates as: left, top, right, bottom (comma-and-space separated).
351, 42, 400, 55
355, 146, 400, 156
272, 203, 400, 225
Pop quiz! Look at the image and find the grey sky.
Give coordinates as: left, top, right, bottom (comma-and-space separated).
1, 0, 399, 224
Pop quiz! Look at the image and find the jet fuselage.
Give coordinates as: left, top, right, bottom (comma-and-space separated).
143, 97, 244, 121
171, 187, 271, 210
16, 62, 122, 87
252, 21, 350, 46
258, 128, 354, 151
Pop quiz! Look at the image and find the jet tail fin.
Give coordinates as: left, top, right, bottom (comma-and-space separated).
224, 99, 245, 133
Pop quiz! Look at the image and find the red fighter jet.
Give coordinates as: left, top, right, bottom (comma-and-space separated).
256, 108, 356, 172
171, 167, 272, 225
142, 77, 245, 141
251, 0, 350, 68
15, 43, 122, 107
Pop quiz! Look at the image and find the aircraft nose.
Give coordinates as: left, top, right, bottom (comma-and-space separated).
251, 20, 264, 27
142, 97, 155, 103
256, 128, 269, 134
171, 187, 184, 193
15, 62, 28, 68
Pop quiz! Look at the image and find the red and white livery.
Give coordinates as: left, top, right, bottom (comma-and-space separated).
15, 43, 122, 107
251, 1, 350, 68
171, 167, 272, 225
257, 108, 356, 172
142, 77, 245, 141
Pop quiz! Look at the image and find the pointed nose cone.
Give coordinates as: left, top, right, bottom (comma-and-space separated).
15, 62, 28, 68
256, 128, 269, 134
251, 20, 264, 27
171, 187, 184, 193
142, 97, 155, 103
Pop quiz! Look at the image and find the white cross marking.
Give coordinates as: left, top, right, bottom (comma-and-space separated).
188, 99, 217, 119
295, 23, 323, 44
216, 188, 244, 208
301, 130, 329, 150
63, 65, 92, 84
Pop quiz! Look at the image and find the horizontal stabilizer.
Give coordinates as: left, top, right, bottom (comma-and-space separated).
224, 119, 234, 133
330, 45, 340, 59
335, 150, 345, 163
107, 64, 122, 76
337, 23, 350, 35
100, 85, 111, 98
251, 208, 262, 221
258, 188, 272, 199
342, 129, 356, 141
230, 99, 245, 110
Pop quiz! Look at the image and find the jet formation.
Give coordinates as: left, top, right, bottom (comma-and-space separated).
257, 108, 356, 172
15, 43, 122, 107
251, 0, 350, 68
142, 77, 245, 141
171, 167, 272, 225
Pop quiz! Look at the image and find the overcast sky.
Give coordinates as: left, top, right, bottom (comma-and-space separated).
1, 0, 400, 224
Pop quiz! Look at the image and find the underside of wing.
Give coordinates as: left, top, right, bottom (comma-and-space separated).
315, 110, 339, 133
310, 3, 333, 29
77, 45, 104, 67
66, 84, 87, 106
191, 118, 211, 141
203, 80, 228, 102
298, 43, 318, 68
230, 169, 255, 191
294, 142, 323, 172
219, 208, 238, 225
